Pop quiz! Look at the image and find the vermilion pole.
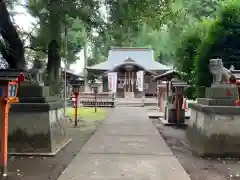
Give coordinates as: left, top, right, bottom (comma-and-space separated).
1, 75, 23, 177
1, 100, 8, 176
177, 98, 180, 122
74, 92, 79, 127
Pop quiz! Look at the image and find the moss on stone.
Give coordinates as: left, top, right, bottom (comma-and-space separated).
8, 128, 51, 153
187, 124, 240, 157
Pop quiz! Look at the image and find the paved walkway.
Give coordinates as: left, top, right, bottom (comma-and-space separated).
57, 107, 191, 180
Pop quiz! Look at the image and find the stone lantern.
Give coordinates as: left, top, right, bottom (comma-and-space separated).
89, 80, 102, 112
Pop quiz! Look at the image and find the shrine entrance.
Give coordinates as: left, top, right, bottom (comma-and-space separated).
117, 71, 137, 98
108, 58, 156, 98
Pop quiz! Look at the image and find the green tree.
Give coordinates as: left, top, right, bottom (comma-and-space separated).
152, 0, 222, 64
0, 0, 25, 69
175, 20, 213, 98
181, 0, 222, 19
27, 0, 104, 93
195, 0, 240, 96
104, 0, 169, 46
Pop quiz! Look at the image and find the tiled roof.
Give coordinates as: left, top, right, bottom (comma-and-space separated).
61, 68, 84, 77
87, 47, 171, 71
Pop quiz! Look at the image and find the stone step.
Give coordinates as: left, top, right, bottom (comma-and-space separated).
144, 102, 158, 106
115, 103, 144, 107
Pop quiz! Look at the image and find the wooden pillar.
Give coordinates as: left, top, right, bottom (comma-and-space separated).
128, 72, 130, 92
125, 72, 127, 93
128, 71, 130, 92
131, 72, 134, 93
129, 72, 131, 92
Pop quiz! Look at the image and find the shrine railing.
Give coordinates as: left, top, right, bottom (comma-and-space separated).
79, 92, 115, 107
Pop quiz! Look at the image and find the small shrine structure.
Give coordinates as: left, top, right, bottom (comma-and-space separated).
154, 70, 189, 125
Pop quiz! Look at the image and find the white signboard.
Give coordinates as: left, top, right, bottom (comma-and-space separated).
107, 72, 117, 93
136, 71, 144, 91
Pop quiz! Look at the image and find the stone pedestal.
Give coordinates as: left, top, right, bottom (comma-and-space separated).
187, 104, 240, 157
187, 84, 240, 157
6, 83, 71, 155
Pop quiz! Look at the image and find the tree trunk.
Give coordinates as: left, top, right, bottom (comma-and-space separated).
47, 0, 61, 95
47, 40, 60, 94
0, 0, 25, 69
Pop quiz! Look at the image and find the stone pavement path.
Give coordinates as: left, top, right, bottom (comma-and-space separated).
57, 107, 191, 180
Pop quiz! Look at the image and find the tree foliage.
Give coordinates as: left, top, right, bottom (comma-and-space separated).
27, 0, 104, 67
26, 0, 105, 94
90, 0, 222, 66
0, 0, 25, 69
174, 20, 213, 98
3, 0, 239, 99
195, 0, 240, 96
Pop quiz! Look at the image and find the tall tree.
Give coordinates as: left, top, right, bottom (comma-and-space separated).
0, 0, 25, 69
104, 0, 169, 46
27, 0, 104, 93
195, 0, 240, 97
46, 0, 61, 93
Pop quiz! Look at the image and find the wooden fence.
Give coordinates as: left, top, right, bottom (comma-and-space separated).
79, 92, 115, 107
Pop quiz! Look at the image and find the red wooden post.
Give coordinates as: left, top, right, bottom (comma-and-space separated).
74, 92, 79, 127
236, 81, 240, 106
1, 78, 21, 177
17, 73, 24, 96
1, 100, 8, 176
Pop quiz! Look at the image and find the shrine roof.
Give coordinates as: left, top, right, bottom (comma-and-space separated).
60, 68, 84, 78
105, 57, 156, 75
154, 69, 183, 81
87, 47, 171, 71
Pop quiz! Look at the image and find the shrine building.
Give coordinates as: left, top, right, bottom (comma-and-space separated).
87, 47, 171, 98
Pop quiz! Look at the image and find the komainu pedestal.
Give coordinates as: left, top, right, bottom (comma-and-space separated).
187, 59, 240, 157
187, 103, 240, 157
7, 82, 71, 155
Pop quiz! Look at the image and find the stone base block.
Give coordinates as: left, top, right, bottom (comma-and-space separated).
18, 83, 50, 97
205, 85, 238, 100
197, 98, 236, 106
187, 103, 240, 157
4, 104, 70, 155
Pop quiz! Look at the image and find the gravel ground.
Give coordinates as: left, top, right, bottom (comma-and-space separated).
151, 118, 240, 180
3, 119, 103, 180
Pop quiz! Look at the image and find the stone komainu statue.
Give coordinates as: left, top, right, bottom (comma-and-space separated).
29, 58, 45, 85
209, 58, 236, 84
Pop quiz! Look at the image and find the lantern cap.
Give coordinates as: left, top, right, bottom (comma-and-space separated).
171, 78, 189, 87
0, 69, 24, 82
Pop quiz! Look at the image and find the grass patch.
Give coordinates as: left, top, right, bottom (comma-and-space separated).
66, 107, 108, 121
